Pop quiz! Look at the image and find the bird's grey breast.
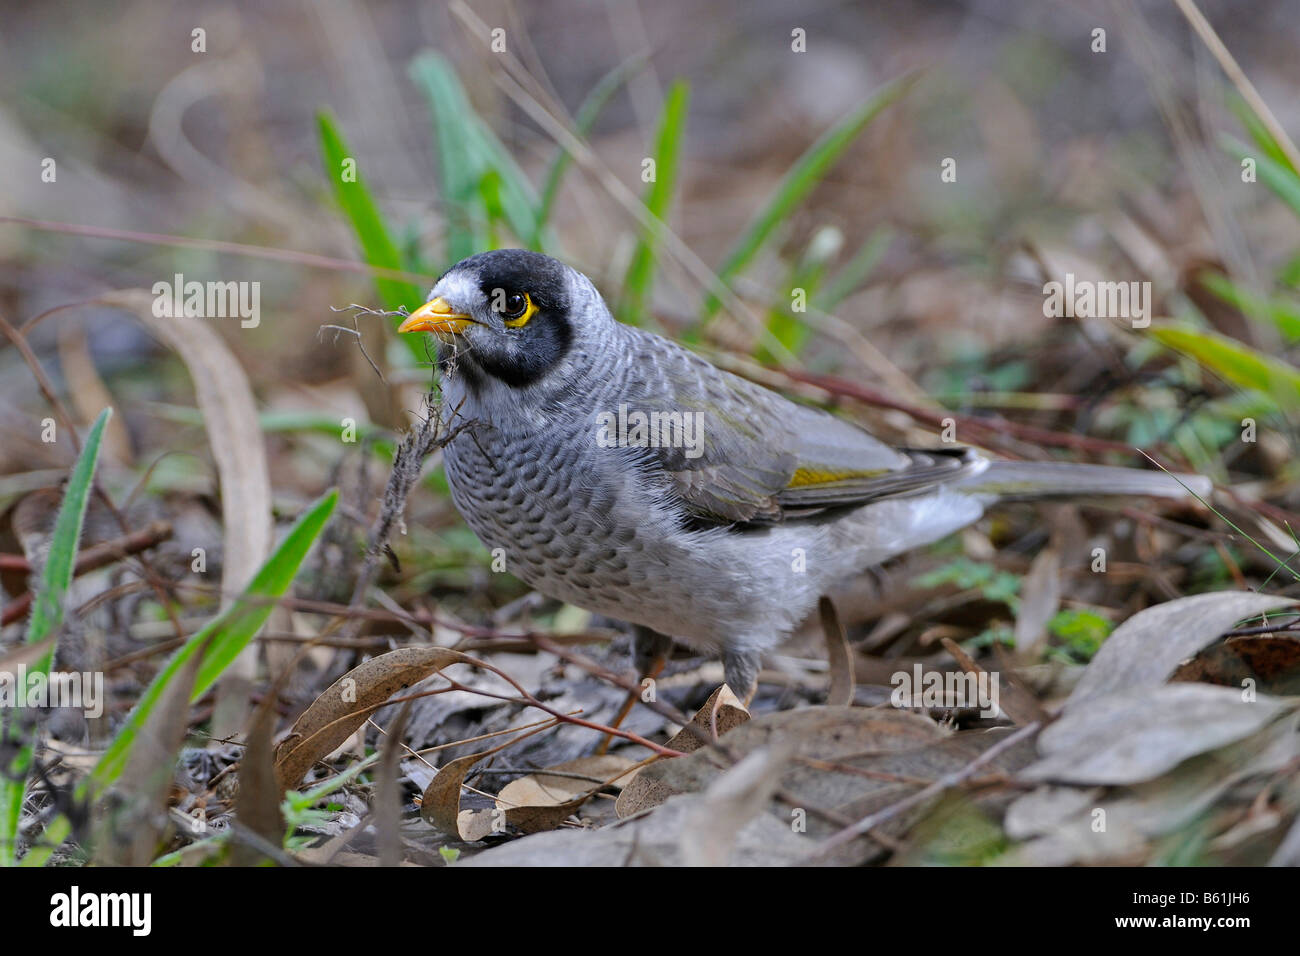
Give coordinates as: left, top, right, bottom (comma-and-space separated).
441, 386, 665, 615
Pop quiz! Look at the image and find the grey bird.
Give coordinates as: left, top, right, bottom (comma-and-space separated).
398, 249, 1210, 701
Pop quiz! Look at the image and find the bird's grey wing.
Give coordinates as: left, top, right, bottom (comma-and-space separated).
620, 332, 980, 525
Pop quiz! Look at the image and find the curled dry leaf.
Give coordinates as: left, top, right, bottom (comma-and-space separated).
819, 596, 855, 706
231, 690, 285, 867
615, 684, 749, 818
273, 646, 481, 793
421, 738, 619, 840
496, 755, 638, 810
57, 324, 133, 465
1013, 544, 1060, 659
99, 288, 271, 599
1066, 590, 1295, 711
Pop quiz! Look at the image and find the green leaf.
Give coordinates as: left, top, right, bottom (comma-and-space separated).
14, 488, 335, 864
89, 489, 338, 791
2, 408, 110, 865
1048, 608, 1113, 661
1153, 325, 1300, 409
621, 80, 690, 326
316, 112, 424, 315
26, 408, 111, 650
409, 52, 542, 256
701, 75, 912, 322
1222, 133, 1300, 223
1228, 94, 1298, 177
316, 112, 429, 366
757, 230, 839, 363
1197, 270, 1300, 341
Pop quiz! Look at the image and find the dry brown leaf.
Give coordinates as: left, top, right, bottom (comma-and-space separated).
56, 323, 133, 465
670, 683, 751, 754
460, 793, 808, 867
615, 684, 750, 818
819, 596, 855, 706
1066, 591, 1295, 711
273, 646, 480, 792
375, 700, 414, 867
496, 755, 638, 810
422, 738, 593, 840
1024, 684, 1290, 784
619, 705, 962, 857
422, 750, 490, 838
679, 745, 790, 866
1013, 545, 1060, 659
231, 689, 285, 866
1172, 636, 1300, 694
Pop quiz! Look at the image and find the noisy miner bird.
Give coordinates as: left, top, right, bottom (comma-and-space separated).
398, 249, 1210, 703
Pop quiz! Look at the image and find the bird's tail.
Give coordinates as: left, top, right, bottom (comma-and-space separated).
954, 460, 1212, 502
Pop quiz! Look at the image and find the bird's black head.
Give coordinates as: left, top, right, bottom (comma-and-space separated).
399, 249, 580, 390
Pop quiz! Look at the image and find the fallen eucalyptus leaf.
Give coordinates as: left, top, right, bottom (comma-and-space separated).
1067, 591, 1295, 711
1024, 683, 1290, 784
274, 646, 481, 792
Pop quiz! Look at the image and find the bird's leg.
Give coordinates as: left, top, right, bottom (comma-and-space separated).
596, 626, 672, 755
724, 648, 760, 709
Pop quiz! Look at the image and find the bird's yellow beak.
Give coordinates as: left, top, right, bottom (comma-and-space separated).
397, 297, 474, 335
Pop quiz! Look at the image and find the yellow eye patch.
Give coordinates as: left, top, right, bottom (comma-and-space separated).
503, 292, 538, 328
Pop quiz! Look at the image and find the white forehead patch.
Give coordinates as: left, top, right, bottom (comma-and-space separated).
429, 270, 483, 310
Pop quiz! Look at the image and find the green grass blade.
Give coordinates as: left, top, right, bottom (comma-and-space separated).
469, 124, 542, 247
758, 231, 840, 363
1222, 133, 1300, 223
89, 489, 338, 791
701, 75, 912, 322
534, 57, 647, 247
620, 80, 690, 326
409, 52, 541, 255
1197, 270, 1300, 341
26, 408, 111, 649
2, 408, 110, 864
1152, 325, 1300, 409
316, 112, 428, 365
410, 53, 484, 262
316, 112, 424, 314
1228, 95, 1298, 177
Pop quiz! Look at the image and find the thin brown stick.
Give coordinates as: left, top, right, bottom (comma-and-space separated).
0, 216, 434, 287
804, 721, 1041, 863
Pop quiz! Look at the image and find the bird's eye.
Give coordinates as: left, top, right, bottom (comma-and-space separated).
501, 293, 527, 317
496, 290, 536, 326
